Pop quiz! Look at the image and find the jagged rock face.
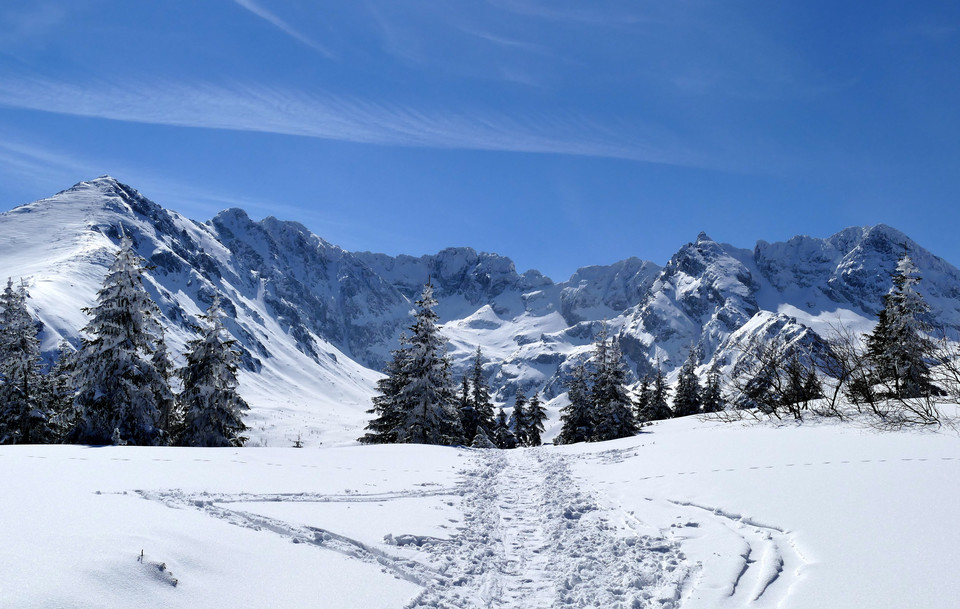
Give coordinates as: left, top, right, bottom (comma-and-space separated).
4, 176, 960, 419
560, 258, 661, 324
208, 209, 411, 367
618, 233, 759, 374
753, 225, 960, 329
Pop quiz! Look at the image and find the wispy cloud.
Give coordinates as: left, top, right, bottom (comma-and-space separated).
232, 0, 335, 58
0, 76, 703, 167
0, 137, 100, 193
484, 0, 653, 27
0, 134, 332, 227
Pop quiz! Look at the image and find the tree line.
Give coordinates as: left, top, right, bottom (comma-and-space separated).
5, 244, 947, 449
0, 234, 249, 447
359, 284, 548, 448
722, 252, 952, 427
364, 249, 953, 447
556, 327, 724, 444
361, 283, 730, 448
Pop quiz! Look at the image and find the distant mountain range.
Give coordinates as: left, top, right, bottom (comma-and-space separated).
3, 176, 959, 444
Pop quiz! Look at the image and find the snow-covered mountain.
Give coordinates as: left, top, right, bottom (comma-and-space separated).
3, 176, 960, 445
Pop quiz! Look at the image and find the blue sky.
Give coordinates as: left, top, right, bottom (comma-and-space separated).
1, 1, 958, 281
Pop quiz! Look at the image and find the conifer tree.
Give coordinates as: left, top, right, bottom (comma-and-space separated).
359, 336, 410, 444
457, 373, 479, 443
633, 376, 652, 422
43, 341, 79, 439
672, 349, 701, 418
394, 283, 462, 445
700, 367, 725, 414
590, 331, 637, 441
71, 234, 172, 446
509, 389, 528, 447
637, 363, 672, 422
153, 328, 179, 438
0, 279, 54, 444
470, 346, 496, 438
525, 391, 547, 447
557, 360, 594, 444
178, 297, 250, 447
470, 425, 496, 448
866, 253, 936, 398
493, 407, 516, 449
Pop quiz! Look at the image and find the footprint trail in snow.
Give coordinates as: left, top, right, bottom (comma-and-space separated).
411, 448, 689, 608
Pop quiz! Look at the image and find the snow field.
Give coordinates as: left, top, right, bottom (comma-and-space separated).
563, 416, 960, 609
1, 415, 959, 608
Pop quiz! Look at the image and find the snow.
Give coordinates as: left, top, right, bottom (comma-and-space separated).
2, 417, 958, 608
4, 179, 960, 606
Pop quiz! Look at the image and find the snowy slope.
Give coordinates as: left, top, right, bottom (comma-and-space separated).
1, 417, 957, 608
4, 177, 960, 443
0, 177, 382, 447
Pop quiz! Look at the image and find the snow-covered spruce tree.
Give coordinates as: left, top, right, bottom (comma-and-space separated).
394, 283, 462, 445
493, 407, 516, 449
556, 360, 594, 444
633, 376, 651, 422
0, 279, 54, 444
359, 336, 410, 444
590, 331, 637, 441
457, 373, 480, 444
866, 253, 936, 398
43, 341, 79, 439
525, 391, 547, 447
637, 364, 672, 423
70, 234, 173, 446
700, 367, 725, 414
470, 425, 496, 449
509, 388, 528, 447
153, 327, 179, 437
672, 349, 701, 418
470, 346, 496, 438
178, 296, 250, 447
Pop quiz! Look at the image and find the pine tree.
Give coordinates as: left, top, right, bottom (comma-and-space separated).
493, 407, 516, 449
556, 360, 594, 444
470, 346, 496, 438
866, 253, 936, 398
700, 367, 725, 414
637, 363, 672, 423
590, 331, 637, 441
178, 297, 250, 447
359, 337, 410, 444
525, 391, 547, 447
672, 349, 701, 418
70, 234, 172, 446
394, 283, 462, 445
0, 279, 54, 444
509, 389, 528, 447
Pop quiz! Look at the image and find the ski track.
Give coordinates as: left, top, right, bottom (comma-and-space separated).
664, 499, 806, 607
138, 449, 689, 609
579, 445, 819, 608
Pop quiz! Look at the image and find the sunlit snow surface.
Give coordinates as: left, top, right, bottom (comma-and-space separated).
2, 416, 958, 608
